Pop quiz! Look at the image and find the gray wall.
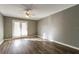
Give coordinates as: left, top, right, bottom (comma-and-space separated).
4, 17, 37, 39
4, 17, 12, 38
28, 21, 37, 36
38, 5, 79, 48
0, 14, 4, 42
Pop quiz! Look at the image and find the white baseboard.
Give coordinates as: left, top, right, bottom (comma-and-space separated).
52, 40, 79, 51
0, 39, 4, 45
38, 36, 79, 51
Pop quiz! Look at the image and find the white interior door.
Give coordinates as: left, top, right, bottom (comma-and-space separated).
12, 20, 28, 38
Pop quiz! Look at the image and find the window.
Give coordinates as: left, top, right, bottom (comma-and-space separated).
12, 20, 28, 38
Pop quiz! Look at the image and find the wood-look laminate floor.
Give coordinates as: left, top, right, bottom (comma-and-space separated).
0, 38, 79, 54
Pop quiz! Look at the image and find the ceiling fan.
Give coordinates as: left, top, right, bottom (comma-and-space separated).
23, 4, 34, 18
25, 9, 32, 17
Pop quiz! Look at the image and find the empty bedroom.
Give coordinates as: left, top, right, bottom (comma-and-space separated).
0, 4, 79, 54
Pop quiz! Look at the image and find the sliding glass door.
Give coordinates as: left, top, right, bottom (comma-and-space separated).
21, 22, 28, 37
13, 21, 21, 37
12, 20, 28, 38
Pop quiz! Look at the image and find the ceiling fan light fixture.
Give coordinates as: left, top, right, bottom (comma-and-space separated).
25, 9, 32, 17
25, 15, 29, 18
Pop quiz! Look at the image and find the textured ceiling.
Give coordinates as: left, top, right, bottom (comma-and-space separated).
0, 4, 76, 20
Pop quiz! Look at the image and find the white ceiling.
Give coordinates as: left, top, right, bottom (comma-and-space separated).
0, 4, 76, 20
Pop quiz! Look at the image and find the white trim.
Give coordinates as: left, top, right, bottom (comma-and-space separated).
0, 39, 4, 45
38, 36, 79, 51
51, 40, 79, 51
